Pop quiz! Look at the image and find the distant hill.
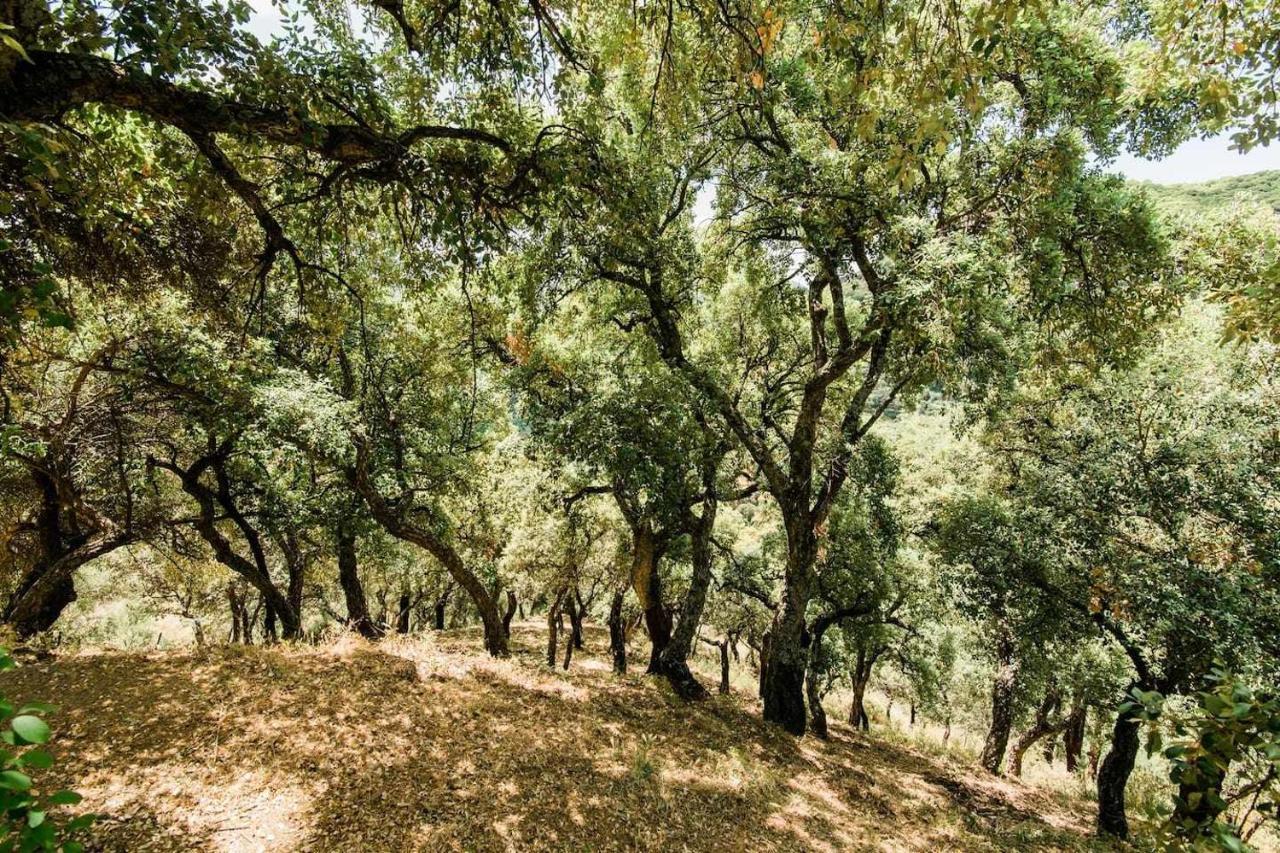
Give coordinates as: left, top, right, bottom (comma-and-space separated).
1137, 169, 1280, 214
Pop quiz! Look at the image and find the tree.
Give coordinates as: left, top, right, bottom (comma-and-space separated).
550, 0, 1183, 734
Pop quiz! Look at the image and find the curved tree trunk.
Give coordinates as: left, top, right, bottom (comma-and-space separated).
564, 591, 584, 650
1008, 686, 1063, 777
4, 470, 134, 637
980, 625, 1020, 774
351, 457, 508, 655
657, 485, 717, 701
1097, 703, 1142, 838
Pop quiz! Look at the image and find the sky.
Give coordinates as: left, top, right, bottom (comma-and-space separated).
1108, 133, 1280, 184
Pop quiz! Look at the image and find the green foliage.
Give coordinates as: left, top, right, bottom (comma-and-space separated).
1128, 669, 1280, 850
0, 648, 92, 851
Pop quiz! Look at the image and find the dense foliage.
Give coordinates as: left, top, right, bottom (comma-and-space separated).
2, 0, 1279, 846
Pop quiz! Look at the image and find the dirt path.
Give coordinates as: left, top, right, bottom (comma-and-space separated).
2, 626, 1105, 851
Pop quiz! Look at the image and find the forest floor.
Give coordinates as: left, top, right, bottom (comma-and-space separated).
2, 624, 1109, 852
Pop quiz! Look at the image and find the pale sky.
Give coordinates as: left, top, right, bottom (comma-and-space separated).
1108, 133, 1280, 184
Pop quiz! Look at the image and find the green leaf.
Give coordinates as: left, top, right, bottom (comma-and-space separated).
26, 809, 43, 828
10, 716, 50, 745
47, 790, 82, 806
0, 770, 32, 791
18, 750, 51, 770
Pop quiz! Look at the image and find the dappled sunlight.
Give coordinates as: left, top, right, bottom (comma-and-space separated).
3, 628, 1102, 850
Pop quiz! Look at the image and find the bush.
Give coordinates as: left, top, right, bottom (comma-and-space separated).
0, 648, 93, 852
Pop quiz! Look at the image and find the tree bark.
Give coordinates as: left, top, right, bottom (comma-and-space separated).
980, 626, 1020, 774
396, 592, 411, 634
1064, 702, 1086, 773
564, 591, 584, 650
760, 516, 816, 735
336, 521, 380, 638
806, 647, 828, 739
502, 590, 517, 637
1008, 686, 1064, 777
1097, 703, 1142, 838
547, 589, 564, 668
627, 524, 672, 674
607, 587, 628, 674
3, 470, 133, 637
350, 457, 508, 655
657, 471, 719, 700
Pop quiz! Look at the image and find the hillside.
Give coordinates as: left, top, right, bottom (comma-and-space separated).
1, 627, 1102, 852
1137, 169, 1280, 213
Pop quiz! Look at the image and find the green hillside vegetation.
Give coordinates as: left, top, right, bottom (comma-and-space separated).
1139, 169, 1280, 213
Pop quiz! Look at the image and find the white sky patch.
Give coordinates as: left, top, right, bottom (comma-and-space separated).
1107, 131, 1280, 184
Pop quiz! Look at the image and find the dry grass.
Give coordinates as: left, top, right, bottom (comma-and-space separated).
2, 624, 1110, 851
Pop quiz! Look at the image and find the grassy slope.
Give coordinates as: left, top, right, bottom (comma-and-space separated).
2, 626, 1103, 852
1136, 169, 1280, 213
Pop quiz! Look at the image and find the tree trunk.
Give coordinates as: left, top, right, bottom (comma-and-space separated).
657, 484, 717, 701
761, 521, 815, 735
718, 640, 730, 695
806, 644, 828, 739
1008, 686, 1063, 777
607, 587, 627, 674
433, 585, 451, 630
562, 625, 574, 670
758, 630, 771, 700
228, 581, 243, 643
1064, 703, 1086, 773
1097, 703, 1142, 838
628, 524, 672, 674
564, 591, 584, 651
263, 600, 279, 643
396, 592, 411, 634
980, 626, 1020, 774
547, 589, 564, 668
336, 522, 380, 639
351, 463, 508, 655
847, 645, 875, 731
502, 590, 517, 637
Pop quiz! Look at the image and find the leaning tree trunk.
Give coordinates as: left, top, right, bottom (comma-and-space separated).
351, 463, 508, 656
1097, 701, 1142, 838
607, 587, 628, 674
848, 645, 877, 731
656, 489, 717, 701
336, 522, 381, 639
628, 525, 672, 674
1008, 686, 1063, 777
980, 626, 1020, 774
564, 591, 584, 651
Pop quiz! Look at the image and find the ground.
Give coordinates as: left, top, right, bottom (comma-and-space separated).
3, 625, 1107, 851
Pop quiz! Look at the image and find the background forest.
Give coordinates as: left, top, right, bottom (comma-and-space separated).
2, 0, 1280, 849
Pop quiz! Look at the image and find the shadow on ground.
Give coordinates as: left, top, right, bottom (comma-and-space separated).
0, 624, 1105, 851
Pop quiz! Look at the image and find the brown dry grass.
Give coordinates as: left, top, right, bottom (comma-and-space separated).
2, 624, 1110, 851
